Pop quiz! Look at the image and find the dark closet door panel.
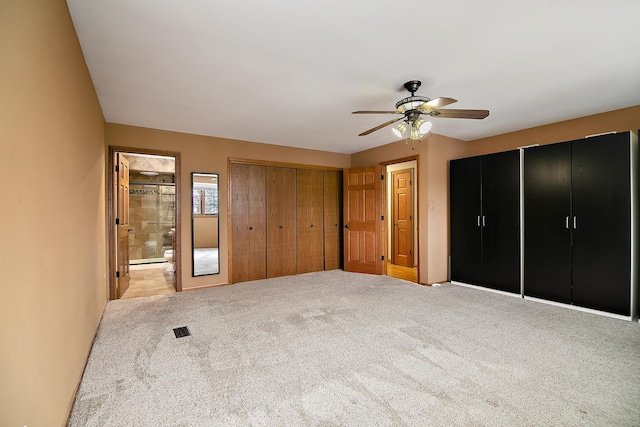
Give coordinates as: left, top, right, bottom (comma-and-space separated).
450, 157, 482, 285
481, 151, 520, 293
571, 133, 631, 315
524, 142, 572, 303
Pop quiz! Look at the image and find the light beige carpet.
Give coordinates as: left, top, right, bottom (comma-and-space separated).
68, 270, 640, 426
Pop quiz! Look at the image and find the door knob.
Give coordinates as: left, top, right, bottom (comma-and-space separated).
249, 226, 253, 230
344, 224, 350, 228
394, 223, 398, 227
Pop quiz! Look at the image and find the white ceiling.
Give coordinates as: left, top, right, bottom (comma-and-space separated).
66, 0, 640, 154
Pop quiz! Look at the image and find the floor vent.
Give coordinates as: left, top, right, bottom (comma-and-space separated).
173, 326, 191, 338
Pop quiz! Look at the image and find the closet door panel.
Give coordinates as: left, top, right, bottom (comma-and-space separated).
571, 133, 631, 315
450, 157, 482, 285
267, 167, 297, 278
297, 169, 325, 273
481, 151, 520, 293
524, 142, 572, 303
323, 170, 343, 270
247, 164, 267, 281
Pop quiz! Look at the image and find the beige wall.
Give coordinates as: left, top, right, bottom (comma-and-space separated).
351, 134, 467, 284
106, 123, 351, 290
467, 105, 640, 156
0, 0, 107, 426
194, 216, 219, 248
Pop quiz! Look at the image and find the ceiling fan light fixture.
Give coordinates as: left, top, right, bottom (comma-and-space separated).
410, 125, 421, 140
395, 96, 430, 113
418, 119, 432, 135
392, 121, 408, 138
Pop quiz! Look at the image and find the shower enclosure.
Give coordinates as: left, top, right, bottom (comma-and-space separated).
128, 182, 175, 264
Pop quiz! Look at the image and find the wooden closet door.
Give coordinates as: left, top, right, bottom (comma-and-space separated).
231, 164, 266, 283
297, 169, 325, 273
323, 170, 343, 270
267, 167, 297, 277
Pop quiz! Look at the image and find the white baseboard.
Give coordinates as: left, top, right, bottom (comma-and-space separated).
523, 296, 634, 321
451, 281, 522, 298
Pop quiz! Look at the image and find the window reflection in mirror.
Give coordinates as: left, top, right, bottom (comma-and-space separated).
192, 173, 219, 276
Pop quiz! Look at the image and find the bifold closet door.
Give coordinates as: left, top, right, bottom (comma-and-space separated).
231, 164, 266, 283
323, 170, 343, 270
450, 156, 482, 285
297, 169, 325, 273
266, 167, 297, 278
524, 142, 572, 303
481, 151, 520, 293
571, 133, 631, 315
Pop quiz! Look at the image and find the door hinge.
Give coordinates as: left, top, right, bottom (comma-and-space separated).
116, 271, 120, 278
116, 218, 120, 225
115, 165, 119, 172
381, 255, 385, 261
381, 174, 384, 180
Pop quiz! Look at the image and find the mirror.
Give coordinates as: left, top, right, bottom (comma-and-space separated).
192, 173, 219, 276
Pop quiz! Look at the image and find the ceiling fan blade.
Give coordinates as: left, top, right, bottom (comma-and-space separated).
430, 108, 490, 119
358, 117, 404, 136
352, 110, 402, 114
421, 97, 457, 110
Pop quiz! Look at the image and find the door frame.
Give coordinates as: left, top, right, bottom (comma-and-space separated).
380, 155, 420, 283
107, 145, 182, 299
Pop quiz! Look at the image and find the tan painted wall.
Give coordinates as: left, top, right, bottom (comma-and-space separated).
467, 105, 640, 156
351, 134, 467, 284
106, 123, 351, 290
0, 1, 107, 426
194, 216, 219, 248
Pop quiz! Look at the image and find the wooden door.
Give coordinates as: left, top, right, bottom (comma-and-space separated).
297, 169, 325, 273
231, 164, 266, 283
267, 167, 297, 278
343, 166, 384, 274
450, 157, 482, 285
391, 169, 413, 267
323, 170, 343, 270
571, 133, 631, 315
524, 142, 572, 303
116, 153, 131, 298
481, 151, 520, 293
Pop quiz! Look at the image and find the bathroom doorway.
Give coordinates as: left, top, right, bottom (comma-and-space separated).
384, 157, 419, 283
108, 147, 181, 299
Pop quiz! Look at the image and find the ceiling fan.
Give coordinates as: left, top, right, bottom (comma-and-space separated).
352, 80, 489, 140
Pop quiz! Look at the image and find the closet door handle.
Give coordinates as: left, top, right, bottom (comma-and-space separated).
279, 225, 283, 229
344, 224, 349, 229
477, 216, 481, 227
482, 216, 486, 227
573, 216, 577, 229
248, 226, 253, 230
565, 216, 569, 229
